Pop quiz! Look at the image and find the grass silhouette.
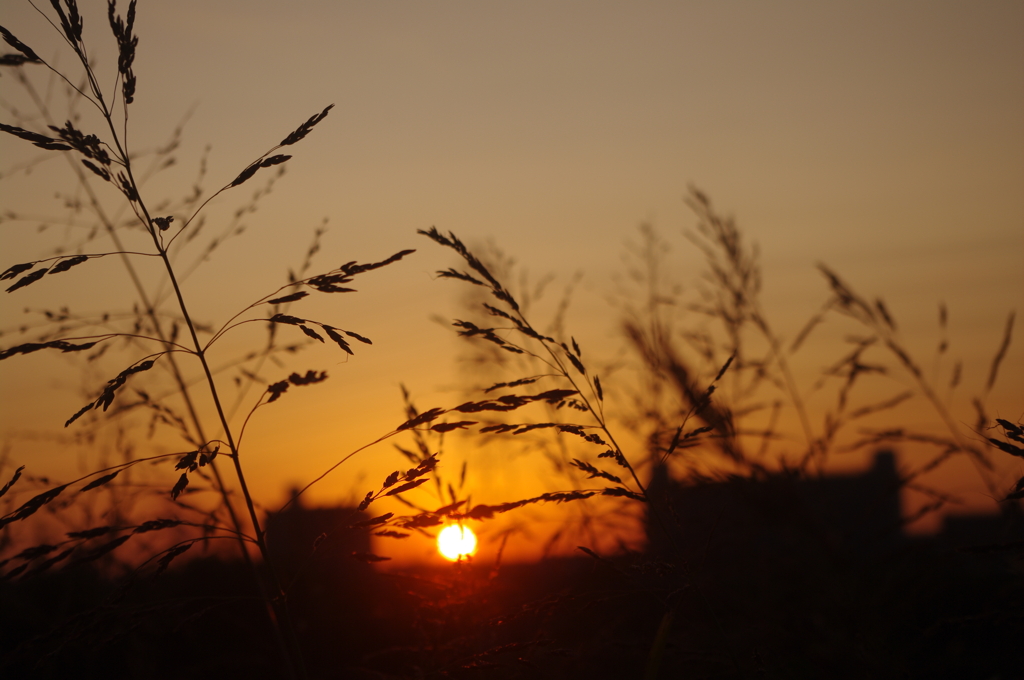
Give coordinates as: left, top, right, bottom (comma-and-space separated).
1, 4, 413, 677
1, 3, 1021, 679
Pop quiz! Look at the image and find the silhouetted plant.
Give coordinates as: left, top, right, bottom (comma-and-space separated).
410, 194, 1020, 676
0, 4, 414, 677
1, 4, 1019, 679
612, 188, 1017, 529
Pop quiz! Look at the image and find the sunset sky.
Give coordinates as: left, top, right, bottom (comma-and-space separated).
1, 0, 1022, 564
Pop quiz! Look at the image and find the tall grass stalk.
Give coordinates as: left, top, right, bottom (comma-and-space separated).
417, 226, 743, 669
0, 4, 413, 677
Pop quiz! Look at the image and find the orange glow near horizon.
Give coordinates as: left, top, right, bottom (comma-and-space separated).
0, 1, 1021, 571
437, 524, 477, 561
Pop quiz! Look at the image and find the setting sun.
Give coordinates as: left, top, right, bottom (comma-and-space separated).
437, 524, 477, 561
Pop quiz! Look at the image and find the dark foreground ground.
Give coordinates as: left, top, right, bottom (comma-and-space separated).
1, 538, 1021, 679
2, 467, 1022, 680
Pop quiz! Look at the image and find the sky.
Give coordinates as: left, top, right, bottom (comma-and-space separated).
1, 0, 1022, 564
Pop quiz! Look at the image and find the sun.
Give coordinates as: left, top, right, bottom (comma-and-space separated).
437, 524, 477, 561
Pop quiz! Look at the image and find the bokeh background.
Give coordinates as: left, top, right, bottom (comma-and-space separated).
1, 0, 1022, 565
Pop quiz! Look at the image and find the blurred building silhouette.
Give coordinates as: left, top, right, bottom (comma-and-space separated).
937, 500, 1024, 550
646, 450, 905, 564
264, 494, 378, 678
646, 449, 1022, 560
265, 489, 371, 576
639, 449, 1022, 678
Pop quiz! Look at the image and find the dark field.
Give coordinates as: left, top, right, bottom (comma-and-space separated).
3, 463, 1021, 679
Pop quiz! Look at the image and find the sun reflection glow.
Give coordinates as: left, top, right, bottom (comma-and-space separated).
437, 524, 477, 561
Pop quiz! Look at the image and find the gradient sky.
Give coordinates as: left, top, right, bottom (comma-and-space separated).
1, 0, 1022, 563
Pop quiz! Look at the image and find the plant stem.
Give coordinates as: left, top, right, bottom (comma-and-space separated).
15, 72, 251, 552
136, 155, 308, 680
66, 53, 308, 679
